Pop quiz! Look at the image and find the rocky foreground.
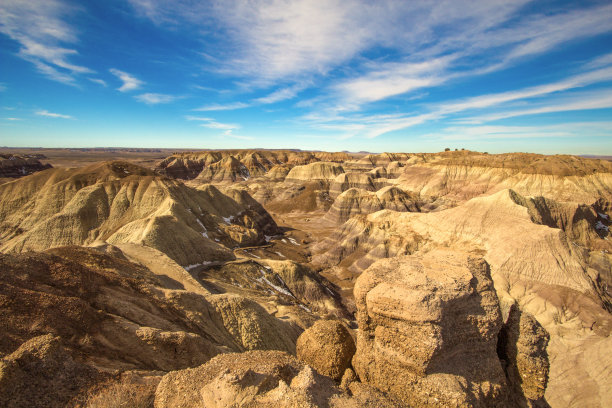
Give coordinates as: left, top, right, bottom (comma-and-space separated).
0, 149, 610, 407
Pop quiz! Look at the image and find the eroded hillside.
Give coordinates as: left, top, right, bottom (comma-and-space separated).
0, 150, 610, 407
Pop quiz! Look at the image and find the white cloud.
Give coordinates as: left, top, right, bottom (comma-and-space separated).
463, 89, 612, 123
422, 122, 612, 141
35, 109, 73, 119
109, 69, 144, 92
135, 93, 178, 104
200, 121, 239, 131
255, 83, 307, 104
3, 117, 21, 121
186, 115, 241, 136
0, 0, 91, 84
333, 57, 454, 105
185, 115, 214, 121
193, 102, 250, 111
436, 67, 612, 116
88, 78, 107, 87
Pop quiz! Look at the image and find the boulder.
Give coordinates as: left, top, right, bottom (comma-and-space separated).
296, 320, 356, 381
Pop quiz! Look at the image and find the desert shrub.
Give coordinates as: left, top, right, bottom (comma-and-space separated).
84, 380, 156, 408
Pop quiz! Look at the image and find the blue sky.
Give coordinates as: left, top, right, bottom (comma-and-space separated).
1, 0, 612, 154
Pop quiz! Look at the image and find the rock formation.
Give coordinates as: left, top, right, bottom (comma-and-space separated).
498, 304, 550, 407
0, 154, 52, 179
0, 161, 278, 266
157, 150, 350, 181
154, 350, 399, 407
285, 162, 345, 182
0, 149, 610, 407
296, 320, 356, 381
352, 250, 509, 407
325, 186, 422, 223
0, 247, 302, 374
0, 334, 103, 408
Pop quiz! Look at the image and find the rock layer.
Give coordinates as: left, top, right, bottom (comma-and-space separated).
352, 250, 509, 407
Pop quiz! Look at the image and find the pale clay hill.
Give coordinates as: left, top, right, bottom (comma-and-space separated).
0, 149, 610, 407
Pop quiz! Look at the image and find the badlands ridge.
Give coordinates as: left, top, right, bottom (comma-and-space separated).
0, 149, 610, 407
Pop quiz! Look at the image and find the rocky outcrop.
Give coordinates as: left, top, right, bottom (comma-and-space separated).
0, 162, 279, 266
329, 172, 381, 197
156, 150, 351, 180
195, 156, 252, 182
285, 162, 345, 182
498, 305, 550, 408
325, 187, 421, 223
395, 152, 612, 204
353, 250, 510, 407
315, 188, 611, 407
0, 154, 52, 179
0, 247, 301, 374
154, 350, 399, 408
296, 320, 356, 381
354, 153, 411, 167
0, 334, 103, 408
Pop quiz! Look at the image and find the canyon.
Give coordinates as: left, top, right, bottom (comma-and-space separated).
0, 149, 610, 407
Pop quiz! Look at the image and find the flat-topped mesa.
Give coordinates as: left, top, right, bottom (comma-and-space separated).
353, 250, 514, 407
0, 161, 280, 266
396, 151, 612, 204
285, 162, 345, 182
0, 154, 52, 178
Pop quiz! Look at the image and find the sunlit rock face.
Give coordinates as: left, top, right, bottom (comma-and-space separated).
353, 250, 510, 407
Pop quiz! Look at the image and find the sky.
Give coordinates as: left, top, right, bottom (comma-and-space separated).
1, 0, 612, 154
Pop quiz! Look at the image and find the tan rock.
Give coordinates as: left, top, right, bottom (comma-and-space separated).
353, 250, 509, 407
296, 320, 356, 381
155, 350, 398, 408
0, 334, 103, 408
499, 305, 550, 407
286, 162, 345, 182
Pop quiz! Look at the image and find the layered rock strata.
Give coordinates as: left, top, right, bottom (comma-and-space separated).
352, 250, 510, 407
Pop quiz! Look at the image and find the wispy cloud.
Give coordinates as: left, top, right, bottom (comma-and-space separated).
0, 0, 91, 85
201, 121, 240, 131
109, 69, 144, 92
186, 115, 240, 130
88, 78, 107, 87
422, 122, 612, 141
193, 102, 250, 111
255, 83, 307, 104
303, 58, 612, 139
0, 83, 6, 92
462, 89, 612, 123
333, 57, 454, 106
3, 117, 22, 121
436, 67, 612, 116
135, 93, 179, 104
35, 109, 73, 119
